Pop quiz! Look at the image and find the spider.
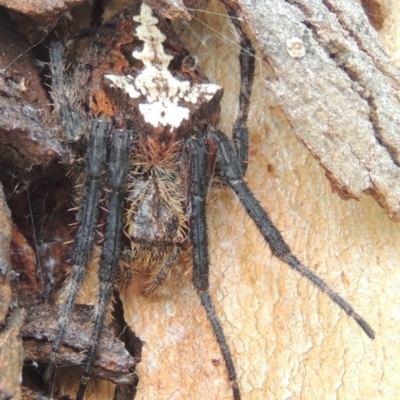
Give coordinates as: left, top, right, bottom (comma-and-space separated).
44, 1, 374, 399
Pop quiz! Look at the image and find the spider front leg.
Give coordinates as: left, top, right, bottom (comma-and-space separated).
219, 0, 256, 175
49, 41, 84, 142
77, 129, 132, 400
48, 41, 133, 397
188, 138, 241, 400
209, 130, 375, 340
44, 120, 109, 389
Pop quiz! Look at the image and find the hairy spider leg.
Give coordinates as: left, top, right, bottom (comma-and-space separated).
77, 129, 132, 400
209, 129, 375, 340
49, 38, 135, 399
189, 138, 241, 400
186, 5, 277, 399
44, 120, 108, 389
49, 41, 84, 142
141, 247, 181, 293
222, 1, 256, 174
184, 10, 254, 398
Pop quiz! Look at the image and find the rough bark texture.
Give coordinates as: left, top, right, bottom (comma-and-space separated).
239, 0, 400, 221
0, 0, 86, 43
0, 0, 83, 15
22, 305, 136, 384
0, 9, 65, 181
0, 183, 24, 400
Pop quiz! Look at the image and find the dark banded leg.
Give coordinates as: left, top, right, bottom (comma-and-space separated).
221, 1, 255, 175
45, 120, 109, 389
49, 41, 84, 142
76, 129, 132, 400
209, 129, 375, 340
143, 247, 180, 294
188, 138, 241, 400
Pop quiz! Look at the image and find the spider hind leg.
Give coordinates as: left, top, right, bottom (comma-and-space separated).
209, 129, 375, 340
220, 0, 256, 175
208, 1, 255, 191
120, 244, 181, 294
183, 6, 257, 399
188, 137, 241, 400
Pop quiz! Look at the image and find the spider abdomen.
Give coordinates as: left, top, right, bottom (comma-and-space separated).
125, 177, 186, 243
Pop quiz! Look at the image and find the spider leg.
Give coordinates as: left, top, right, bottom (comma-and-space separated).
45, 120, 109, 388
49, 41, 84, 142
76, 129, 132, 400
221, 1, 256, 175
188, 138, 241, 400
208, 129, 375, 340
142, 246, 181, 294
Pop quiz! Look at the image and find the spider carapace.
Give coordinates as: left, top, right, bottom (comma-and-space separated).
46, 2, 374, 399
